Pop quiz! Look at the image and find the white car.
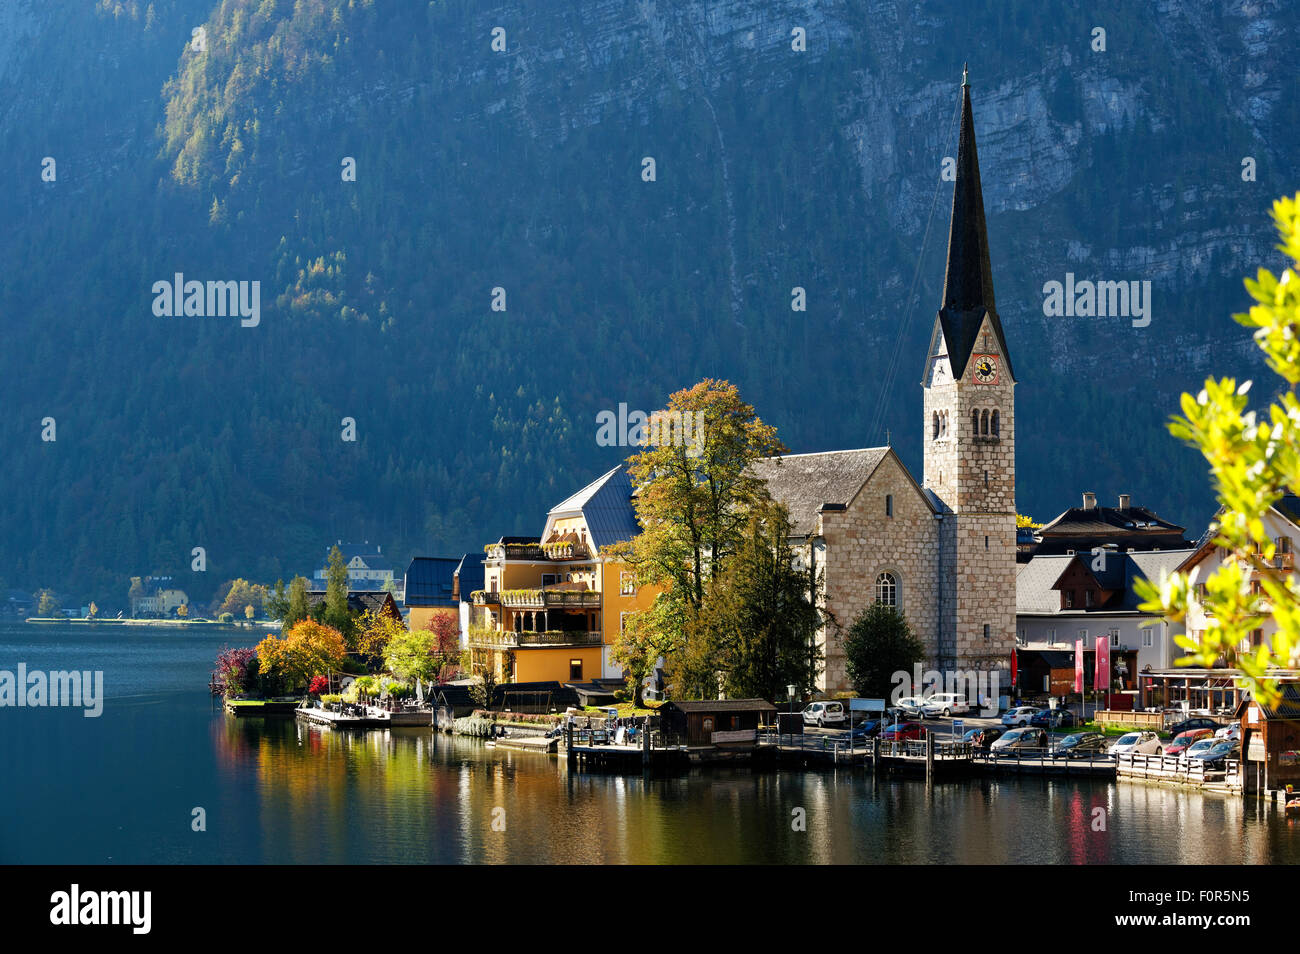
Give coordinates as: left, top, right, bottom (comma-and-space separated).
1109, 731, 1163, 756
802, 701, 847, 728
921, 693, 971, 718
1214, 723, 1241, 742
1179, 737, 1218, 764
894, 696, 928, 719
1001, 706, 1040, 726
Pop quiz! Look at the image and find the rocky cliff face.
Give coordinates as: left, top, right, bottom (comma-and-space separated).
0, 0, 1293, 597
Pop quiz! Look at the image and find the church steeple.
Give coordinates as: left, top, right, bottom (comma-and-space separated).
936, 67, 1013, 382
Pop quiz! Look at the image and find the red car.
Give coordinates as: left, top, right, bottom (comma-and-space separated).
1165, 728, 1214, 756
881, 722, 926, 742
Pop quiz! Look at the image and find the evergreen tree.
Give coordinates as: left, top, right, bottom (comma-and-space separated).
323, 545, 353, 637
284, 575, 310, 630
842, 603, 925, 700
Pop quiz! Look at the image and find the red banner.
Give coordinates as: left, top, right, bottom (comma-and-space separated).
1010, 647, 1017, 688
1074, 639, 1084, 693
1095, 635, 1110, 693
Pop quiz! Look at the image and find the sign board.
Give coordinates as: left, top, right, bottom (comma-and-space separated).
1247, 737, 1266, 762
952, 720, 964, 737
850, 698, 886, 712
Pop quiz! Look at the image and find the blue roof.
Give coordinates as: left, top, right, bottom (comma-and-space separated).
403, 557, 460, 608
549, 465, 640, 551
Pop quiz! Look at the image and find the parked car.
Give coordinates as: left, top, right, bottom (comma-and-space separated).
1109, 731, 1163, 756
802, 701, 848, 728
1029, 708, 1077, 729
991, 727, 1048, 756
1052, 732, 1111, 759
881, 722, 926, 742
1165, 728, 1215, 756
1188, 740, 1240, 767
1001, 706, 1041, 727
1214, 723, 1241, 742
921, 693, 971, 718
1179, 737, 1219, 764
962, 726, 1005, 750
1167, 716, 1220, 737
848, 719, 883, 740
894, 696, 928, 719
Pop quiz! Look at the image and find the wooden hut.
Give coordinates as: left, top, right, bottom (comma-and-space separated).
659, 699, 777, 746
1236, 684, 1300, 795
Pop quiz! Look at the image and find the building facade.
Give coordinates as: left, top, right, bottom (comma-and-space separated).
468, 466, 657, 685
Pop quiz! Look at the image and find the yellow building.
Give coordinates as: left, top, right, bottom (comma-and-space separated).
469, 465, 657, 685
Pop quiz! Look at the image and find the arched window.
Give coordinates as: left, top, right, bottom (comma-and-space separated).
932, 411, 940, 439
942, 410, 949, 436
971, 409, 980, 435
874, 572, 897, 607
991, 409, 1000, 437
981, 409, 990, 435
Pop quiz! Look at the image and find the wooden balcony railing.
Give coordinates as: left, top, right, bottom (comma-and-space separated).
484, 542, 592, 562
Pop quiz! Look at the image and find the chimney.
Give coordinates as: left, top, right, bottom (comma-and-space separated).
1118, 494, 1131, 511
1082, 492, 1097, 510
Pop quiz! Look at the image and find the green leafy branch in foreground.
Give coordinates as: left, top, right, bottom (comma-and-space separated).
1136, 195, 1300, 706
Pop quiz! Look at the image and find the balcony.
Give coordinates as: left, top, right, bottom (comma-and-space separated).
469, 629, 603, 649
499, 588, 601, 609
470, 590, 500, 605
484, 541, 591, 562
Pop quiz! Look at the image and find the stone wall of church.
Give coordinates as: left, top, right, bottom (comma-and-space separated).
952, 512, 1018, 671
817, 454, 940, 693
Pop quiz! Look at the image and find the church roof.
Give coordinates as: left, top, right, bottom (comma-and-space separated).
935, 69, 1014, 383
749, 448, 891, 537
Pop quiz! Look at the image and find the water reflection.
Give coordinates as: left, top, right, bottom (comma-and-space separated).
207, 717, 1300, 865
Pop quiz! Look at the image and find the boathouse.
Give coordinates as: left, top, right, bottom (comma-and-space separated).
659, 699, 777, 746
1236, 684, 1300, 795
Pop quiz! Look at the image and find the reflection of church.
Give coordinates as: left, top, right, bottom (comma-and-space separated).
754, 71, 1015, 692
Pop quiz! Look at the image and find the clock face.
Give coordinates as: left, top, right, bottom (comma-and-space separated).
972, 354, 999, 384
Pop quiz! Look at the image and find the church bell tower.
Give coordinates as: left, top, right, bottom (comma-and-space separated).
921, 66, 1016, 674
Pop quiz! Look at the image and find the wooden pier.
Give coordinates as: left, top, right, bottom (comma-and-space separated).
1115, 752, 1241, 792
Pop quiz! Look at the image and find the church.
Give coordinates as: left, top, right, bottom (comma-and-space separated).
753, 70, 1016, 693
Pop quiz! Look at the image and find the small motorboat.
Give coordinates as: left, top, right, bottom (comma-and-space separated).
1284, 785, 1300, 815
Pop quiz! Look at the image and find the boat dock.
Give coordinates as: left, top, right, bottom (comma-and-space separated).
1115, 752, 1241, 793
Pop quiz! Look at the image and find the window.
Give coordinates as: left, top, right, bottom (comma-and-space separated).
981, 409, 990, 435
569, 659, 583, 681
984, 535, 989, 549
620, 571, 635, 596
1143, 625, 1155, 648
940, 410, 948, 437
971, 409, 979, 435
1047, 627, 1056, 642
874, 572, 897, 607
991, 409, 1000, 437
1077, 628, 1088, 642
1064, 591, 1075, 608
541, 573, 558, 587
984, 469, 989, 488
983, 623, 990, 640
1110, 628, 1120, 647
932, 411, 940, 439
1085, 590, 1095, 607
886, 494, 894, 517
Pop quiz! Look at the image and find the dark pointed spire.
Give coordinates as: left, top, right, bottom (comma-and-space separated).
936, 67, 1013, 381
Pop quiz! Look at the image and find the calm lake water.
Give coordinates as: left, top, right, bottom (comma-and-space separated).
1, 622, 1297, 864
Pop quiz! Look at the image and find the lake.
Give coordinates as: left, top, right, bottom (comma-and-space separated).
0, 622, 1296, 864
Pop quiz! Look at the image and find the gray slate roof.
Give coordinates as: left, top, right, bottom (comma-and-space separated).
1016, 549, 1195, 615
749, 448, 891, 537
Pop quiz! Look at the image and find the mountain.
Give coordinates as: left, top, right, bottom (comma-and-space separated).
0, 0, 1294, 606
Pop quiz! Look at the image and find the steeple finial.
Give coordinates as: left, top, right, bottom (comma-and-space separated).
962, 62, 968, 87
